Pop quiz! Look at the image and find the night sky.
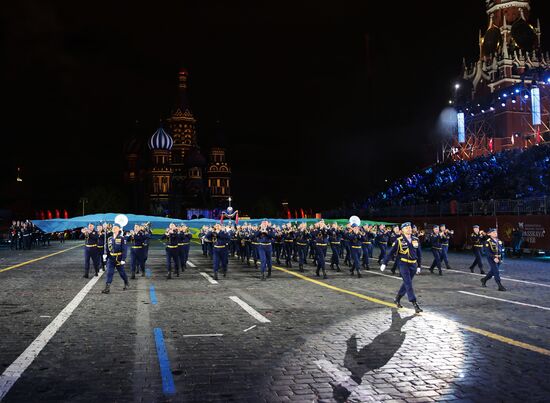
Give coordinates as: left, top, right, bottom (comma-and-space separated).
2, 0, 550, 216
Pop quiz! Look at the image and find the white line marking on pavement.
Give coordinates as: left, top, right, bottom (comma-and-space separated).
181, 334, 223, 338
186, 260, 196, 268
0, 272, 104, 400
39, 316, 51, 318
364, 270, 402, 281
365, 257, 550, 289
199, 272, 218, 285
229, 296, 271, 323
458, 291, 550, 311
243, 325, 257, 332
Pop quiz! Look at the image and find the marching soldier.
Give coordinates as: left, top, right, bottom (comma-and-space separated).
101, 223, 130, 294
348, 224, 363, 278
178, 224, 192, 271
481, 228, 506, 291
206, 224, 230, 280
295, 223, 309, 272
130, 225, 148, 279
439, 224, 453, 269
165, 223, 180, 279
283, 224, 295, 268
428, 224, 443, 275
81, 223, 100, 278
312, 221, 329, 279
380, 222, 423, 313
255, 221, 275, 280
376, 224, 390, 265
387, 225, 401, 274
329, 223, 342, 271
96, 224, 106, 272
469, 225, 486, 274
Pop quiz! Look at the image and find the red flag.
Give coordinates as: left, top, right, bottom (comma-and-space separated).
40, 211, 45, 220
220, 213, 224, 224
55, 209, 60, 218
63, 209, 69, 219
294, 210, 298, 219
235, 212, 239, 225
300, 208, 305, 219
47, 210, 52, 220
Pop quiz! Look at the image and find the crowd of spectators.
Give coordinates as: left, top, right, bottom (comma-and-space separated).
362, 144, 550, 209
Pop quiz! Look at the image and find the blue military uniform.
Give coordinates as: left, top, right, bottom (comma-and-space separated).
382, 222, 423, 313
481, 230, 506, 291
439, 225, 452, 269
165, 230, 180, 279
376, 227, 390, 265
177, 229, 192, 271
469, 226, 486, 274
283, 229, 295, 268
130, 230, 148, 279
329, 227, 342, 271
312, 227, 328, 279
102, 231, 129, 293
206, 229, 230, 279
84, 229, 100, 278
428, 226, 443, 275
348, 227, 363, 278
255, 227, 275, 280
295, 229, 309, 272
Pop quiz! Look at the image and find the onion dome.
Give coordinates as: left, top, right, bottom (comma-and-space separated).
511, 19, 536, 52
184, 147, 207, 167
148, 127, 173, 150
482, 26, 502, 57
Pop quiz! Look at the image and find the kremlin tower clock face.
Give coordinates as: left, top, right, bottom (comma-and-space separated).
511, 19, 536, 51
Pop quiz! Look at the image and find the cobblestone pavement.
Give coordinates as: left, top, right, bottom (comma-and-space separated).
0, 241, 549, 402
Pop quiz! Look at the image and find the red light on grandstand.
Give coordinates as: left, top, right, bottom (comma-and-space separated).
63, 209, 69, 219
55, 209, 60, 218
47, 210, 52, 220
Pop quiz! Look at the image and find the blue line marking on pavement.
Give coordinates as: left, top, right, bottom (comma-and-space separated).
149, 285, 158, 305
146, 268, 152, 278
153, 328, 176, 396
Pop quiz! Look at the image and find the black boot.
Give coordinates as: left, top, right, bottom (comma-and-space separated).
167, 271, 172, 280
267, 269, 271, 278
336, 265, 341, 272
131, 272, 135, 279
176, 268, 180, 277
480, 269, 485, 274
261, 272, 266, 281
101, 283, 110, 294
299, 264, 304, 272
83, 272, 89, 279
357, 272, 362, 278
322, 269, 327, 279
330, 263, 334, 270
214, 272, 219, 280
469, 266, 474, 273
141, 270, 145, 277
316, 269, 320, 277
412, 301, 423, 313
95, 270, 99, 277
394, 294, 403, 308
497, 281, 506, 291
223, 268, 227, 277
350, 267, 354, 276
123, 281, 130, 290
480, 277, 487, 287
438, 269, 443, 276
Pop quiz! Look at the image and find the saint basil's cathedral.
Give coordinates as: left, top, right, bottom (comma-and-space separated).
123, 69, 231, 219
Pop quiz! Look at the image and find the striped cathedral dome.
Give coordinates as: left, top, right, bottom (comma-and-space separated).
148, 127, 174, 150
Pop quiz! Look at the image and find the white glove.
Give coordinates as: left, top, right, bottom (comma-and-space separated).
416, 267, 421, 274
103, 254, 107, 262
120, 260, 125, 265
380, 264, 386, 272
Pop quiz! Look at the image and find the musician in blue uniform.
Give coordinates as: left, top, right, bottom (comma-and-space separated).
101, 223, 130, 294
165, 223, 180, 279
348, 224, 363, 278
207, 224, 231, 279
82, 223, 100, 278
469, 225, 486, 274
130, 225, 148, 279
177, 224, 192, 271
380, 222, 423, 313
255, 221, 275, 280
376, 224, 389, 265
283, 224, 295, 268
295, 223, 309, 272
428, 224, 443, 275
312, 221, 329, 279
387, 225, 401, 274
329, 223, 342, 271
481, 228, 506, 291
439, 224, 453, 269
96, 224, 106, 272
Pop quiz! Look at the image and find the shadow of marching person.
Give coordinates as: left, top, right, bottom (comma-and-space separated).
332, 309, 416, 402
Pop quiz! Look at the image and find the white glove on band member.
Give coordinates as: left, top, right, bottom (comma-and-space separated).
380, 264, 386, 272
416, 267, 421, 274
120, 260, 125, 265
